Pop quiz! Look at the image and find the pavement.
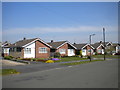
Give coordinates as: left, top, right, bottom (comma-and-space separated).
2, 59, 118, 88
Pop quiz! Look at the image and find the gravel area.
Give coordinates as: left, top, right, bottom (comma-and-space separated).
0, 60, 26, 66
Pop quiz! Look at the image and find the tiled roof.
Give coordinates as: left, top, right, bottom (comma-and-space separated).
47, 41, 67, 49
73, 43, 87, 50
9, 38, 38, 47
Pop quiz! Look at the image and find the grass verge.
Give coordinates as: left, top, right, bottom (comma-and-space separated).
54, 57, 87, 63
61, 60, 104, 66
93, 55, 120, 59
0, 69, 20, 76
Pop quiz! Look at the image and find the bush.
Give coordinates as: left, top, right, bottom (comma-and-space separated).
4, 56, 14, 60
87, 56, 91, 59
54, 52, 61, 58
20, 58, 32, 61
45, 60, 54, 63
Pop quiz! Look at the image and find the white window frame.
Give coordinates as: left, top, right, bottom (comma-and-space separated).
82, 49, 86, 53
24, 48, 31, 54
59, 49, 66, 54
88, 49, 93, 53
97, 49, 102, 53
4, 48, 9, 53
39, 47, 47, 53
69, 49, 74, 54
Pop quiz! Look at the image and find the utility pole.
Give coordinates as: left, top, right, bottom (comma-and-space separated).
103, 28, 106, 60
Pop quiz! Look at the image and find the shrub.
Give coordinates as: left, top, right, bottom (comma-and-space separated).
45, 60, 54, 63
4, 56, 14, 60
20, 58, 32, 61
87, 56, 91, 59
54, 52, 61, 58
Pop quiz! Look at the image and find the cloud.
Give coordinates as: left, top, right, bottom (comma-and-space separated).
2, 25, 118, 43
3, 25, 117, 35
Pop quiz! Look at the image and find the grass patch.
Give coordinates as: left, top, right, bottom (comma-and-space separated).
0, 69, 20, 76
61, 60, 104, 66
54, 56, 87, 63
93, 55, 120, 59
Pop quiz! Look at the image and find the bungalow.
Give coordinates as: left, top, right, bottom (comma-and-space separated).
100, 41, 114, 54
47, 40, 77, 57
112, 43, 120, 54
101, 41, 113, 49
1, 41, 11, 57
91, 42, 104, 55
3, 38, 52, 58
73, 43, 95, 56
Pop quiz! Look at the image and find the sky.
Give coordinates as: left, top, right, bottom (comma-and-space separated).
2, 2, 118, 44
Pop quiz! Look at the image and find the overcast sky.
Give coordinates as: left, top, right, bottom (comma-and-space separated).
2, 2, 118, 44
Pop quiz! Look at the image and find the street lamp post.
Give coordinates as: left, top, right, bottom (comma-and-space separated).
103, 28, 106, 60
89, 34, 95, 61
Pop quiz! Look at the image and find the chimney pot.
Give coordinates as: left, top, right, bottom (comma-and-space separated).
23, 37, 26, 40
100, 41, 102, 43
51, 40, 53, 42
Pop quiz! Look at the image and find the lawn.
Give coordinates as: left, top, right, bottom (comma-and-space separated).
61, 60, 104, 66
0, 69, 20, 76
92, 55, 120, 59
54, 56, 87, 63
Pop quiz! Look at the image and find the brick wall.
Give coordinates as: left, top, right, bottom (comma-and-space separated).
3, 53, 9, 57
86, 45, 93, 55
96, 46, 102, 54
56, 43, 68, 56
35, 40, 50, 58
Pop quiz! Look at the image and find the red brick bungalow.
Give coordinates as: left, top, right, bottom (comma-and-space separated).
73, 43, 95, 56
47, 40, 77, 57
4, 38, 52, 58
91, 43, 104, 55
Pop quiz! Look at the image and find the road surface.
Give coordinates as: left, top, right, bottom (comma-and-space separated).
2, 59, 118, 88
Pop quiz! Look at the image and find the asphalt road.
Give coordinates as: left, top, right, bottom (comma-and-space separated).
2, 59, 118, 88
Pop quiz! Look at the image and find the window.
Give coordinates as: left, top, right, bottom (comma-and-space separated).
59, 49, 66, 54
88, 49, 93, 53
24, 48, 31, 54
88, 49, 91, 52
39, 47, 47, 53
97, 49, 102, 53
16, 47, 21, 52
10, 48, 14, 52
4, 48, 9, 53
69, 49, 74, 54
82, 49, 86, 53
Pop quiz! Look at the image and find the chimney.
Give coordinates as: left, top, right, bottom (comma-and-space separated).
23, 37, 26, 40
100, 41, 102, 43
51, 40, 53, 43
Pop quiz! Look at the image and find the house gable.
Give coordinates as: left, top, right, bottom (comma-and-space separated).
96, 44, 104, 49
35, 40, 50, 58
57, 41, 77, 49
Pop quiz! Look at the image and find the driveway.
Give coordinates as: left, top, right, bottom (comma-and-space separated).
2, 59, 118, 88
